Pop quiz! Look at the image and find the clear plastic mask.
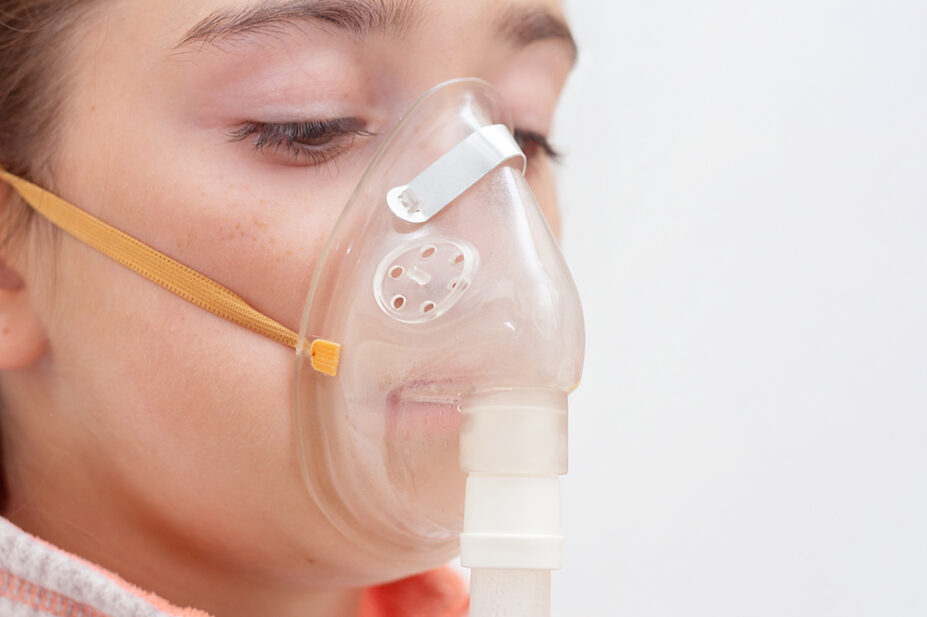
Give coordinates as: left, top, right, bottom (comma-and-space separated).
294, 78, 584, 561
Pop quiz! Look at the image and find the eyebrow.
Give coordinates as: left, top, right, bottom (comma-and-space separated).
176, 0, 577, 63
495, 4, 577, 63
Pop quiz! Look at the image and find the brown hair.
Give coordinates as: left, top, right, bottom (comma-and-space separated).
1, 1, 96, 244
0, 0, 96, 511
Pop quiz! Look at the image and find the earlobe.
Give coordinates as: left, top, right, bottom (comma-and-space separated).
0, 257, 48, 370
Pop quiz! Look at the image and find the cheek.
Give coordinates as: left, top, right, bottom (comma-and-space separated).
62, 125, 353, 333
44, 236, 297, 480
39, 238, 349, 564
41, 148, 340, 515
39, 116, 361, 568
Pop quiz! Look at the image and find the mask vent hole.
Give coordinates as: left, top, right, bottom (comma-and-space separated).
420, 245, 436, 259
452, 253, 464, 265
389, 265, 404, 279
448, 277, 468, 292
420, 301, 436, 315
392, 295, 406, 310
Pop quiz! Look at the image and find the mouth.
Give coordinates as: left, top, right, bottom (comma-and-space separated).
384, 380, 466, 437
381, 380, 468, 534
391, 383, 465, 406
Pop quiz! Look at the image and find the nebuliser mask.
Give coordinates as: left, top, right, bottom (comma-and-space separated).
1, 78, 585, 617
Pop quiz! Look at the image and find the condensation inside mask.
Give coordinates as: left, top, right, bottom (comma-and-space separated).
294, 79, 584, 561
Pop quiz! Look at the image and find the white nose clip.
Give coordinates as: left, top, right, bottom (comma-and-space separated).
386, 123, 526, 223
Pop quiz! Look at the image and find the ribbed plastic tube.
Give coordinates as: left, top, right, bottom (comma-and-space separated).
459, 389, 568, 617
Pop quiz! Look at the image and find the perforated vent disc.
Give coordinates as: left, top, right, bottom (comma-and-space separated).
373, 237, 479, 324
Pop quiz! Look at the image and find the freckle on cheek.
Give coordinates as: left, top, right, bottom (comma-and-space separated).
177, 228, 197, 250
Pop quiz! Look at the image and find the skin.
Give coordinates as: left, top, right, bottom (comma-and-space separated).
0, 1, 574, 616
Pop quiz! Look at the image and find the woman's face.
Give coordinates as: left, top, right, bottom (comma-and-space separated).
2, 0, 574, 600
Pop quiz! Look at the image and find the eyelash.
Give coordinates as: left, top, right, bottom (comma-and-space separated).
514, 129, 562, 162
228, 117, 373, 165
229, 119, 561, 165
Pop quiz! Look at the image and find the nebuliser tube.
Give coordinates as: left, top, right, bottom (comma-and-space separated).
293, 78, 584, 615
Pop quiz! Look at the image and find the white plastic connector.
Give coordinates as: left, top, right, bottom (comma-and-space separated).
459, 389, 567, 476
459, 389, 568, 571
460, 389, 567, 617
461, 474, 563, 569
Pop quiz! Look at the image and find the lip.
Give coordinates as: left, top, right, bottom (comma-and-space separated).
385, 380, 466, 436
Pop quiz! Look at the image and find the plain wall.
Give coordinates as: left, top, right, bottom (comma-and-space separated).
554, 1, 926, 615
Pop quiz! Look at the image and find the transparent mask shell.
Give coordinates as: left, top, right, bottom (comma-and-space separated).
294, 79, 584, 562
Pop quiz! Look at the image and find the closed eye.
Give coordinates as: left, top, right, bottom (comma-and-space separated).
228, 117, 373, 166
229, 119, 559, 167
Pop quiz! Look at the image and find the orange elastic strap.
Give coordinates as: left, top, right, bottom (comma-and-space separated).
0, 168, 340, 376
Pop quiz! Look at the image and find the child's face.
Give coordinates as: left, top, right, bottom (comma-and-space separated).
2, 0, 574, 596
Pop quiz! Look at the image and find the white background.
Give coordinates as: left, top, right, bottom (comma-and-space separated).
553, 1, 926, 615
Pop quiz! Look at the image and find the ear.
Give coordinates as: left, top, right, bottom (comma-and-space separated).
0, 184, 48, 369
0, 259, 48, 370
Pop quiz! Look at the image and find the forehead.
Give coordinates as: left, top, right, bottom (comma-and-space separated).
68, 0, 576, 130
95, 0, 574, 64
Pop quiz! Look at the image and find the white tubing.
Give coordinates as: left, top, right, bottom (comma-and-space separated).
470, 568, 550, 617
459, 389, 569, 617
